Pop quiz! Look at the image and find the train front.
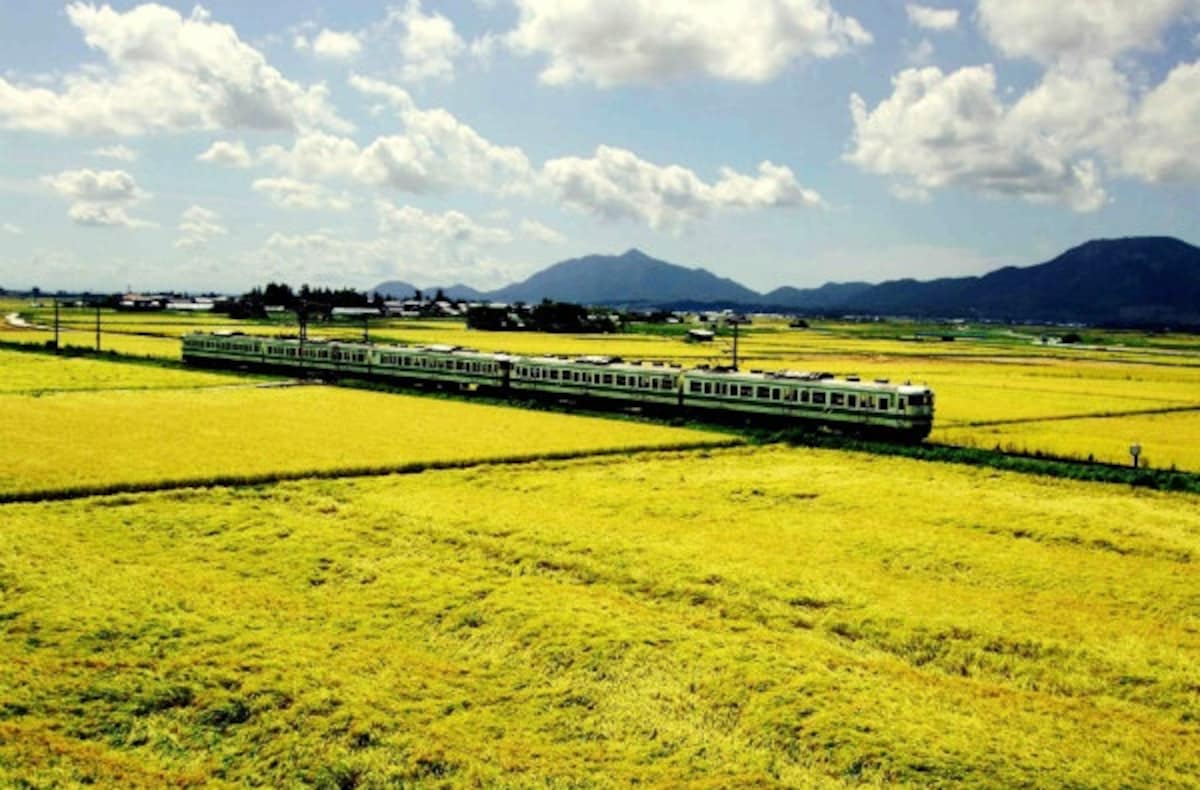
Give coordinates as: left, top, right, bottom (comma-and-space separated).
897, 383, 935, 441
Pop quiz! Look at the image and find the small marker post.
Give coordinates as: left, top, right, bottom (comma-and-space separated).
1130, 443, 1141, 469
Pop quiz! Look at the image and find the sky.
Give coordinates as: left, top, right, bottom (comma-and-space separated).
0, 0, 1197, 294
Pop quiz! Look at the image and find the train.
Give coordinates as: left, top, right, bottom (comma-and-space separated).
181, 332, 935, 441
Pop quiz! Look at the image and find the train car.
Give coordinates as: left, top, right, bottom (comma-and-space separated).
182, 332, 934, 440
681, 367, 933, 440
509, 355, 682, 408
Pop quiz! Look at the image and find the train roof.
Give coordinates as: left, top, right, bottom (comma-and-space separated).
687, 366, 930, 392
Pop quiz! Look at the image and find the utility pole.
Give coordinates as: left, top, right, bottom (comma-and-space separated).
94, 303, 101, 352
362, 313, 369, 343
731, 319, 739, 371
53, 296, 60, 352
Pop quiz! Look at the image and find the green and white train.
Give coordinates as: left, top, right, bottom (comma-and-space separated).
182, 332, 935, 440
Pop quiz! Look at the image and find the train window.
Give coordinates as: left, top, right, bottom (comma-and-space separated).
877, 397, 889, 411
771, 388, 781, 401
831, 393, 844, 406
756, 386, 770, 399
616, 374, 626, 386
847, 394, 857, 408
602, 374, 613, 385
898, 397, 906, 410
813, 392, 826, 405
689, 381, 701, 393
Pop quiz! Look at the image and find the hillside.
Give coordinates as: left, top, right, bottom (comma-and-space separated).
842, 237, 1200, 323
487, 248, 761, 305
373, 237, 1200, 325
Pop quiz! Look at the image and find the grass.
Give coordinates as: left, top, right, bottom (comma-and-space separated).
0, 384, 734, 498
1, 445, 1197, 786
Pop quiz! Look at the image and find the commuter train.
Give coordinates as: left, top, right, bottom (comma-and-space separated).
182, 332, 935, 440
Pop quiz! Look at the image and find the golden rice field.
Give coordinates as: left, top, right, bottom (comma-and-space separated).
6, 306, 1200, 468
1, 446, 1197, 787
0, 348, 248, 394
0, 382, 731, 498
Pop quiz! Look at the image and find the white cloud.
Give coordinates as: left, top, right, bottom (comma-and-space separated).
543, 146, 823, 231
1119, 59, 1200, 182
906, 4, 958, 32
906, 38, 936, 65
310, 29, 363, 60
2, 222, 22, 235
846, 65, 1113, 212
377, 201, 512, 245
257, 76, 533, 195
175, 204, 227, 248
252, 177, 353, 211
978, 0, 1200, 63
92, 144, 137, 162
42, 167, 154, 227
504, 0, 871, 87
0, 3, 350, 135
383, 0, 465, 82
197, 139, 253, 168
259, 202, 520, 287
520, 219, 566, 244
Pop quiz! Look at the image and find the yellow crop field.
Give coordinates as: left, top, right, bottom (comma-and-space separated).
8, 309, 1200, 466
0, 384, 733, 498
1, 445, 1197, 787
0, 348, 250, 393
939, 410, 1200, 471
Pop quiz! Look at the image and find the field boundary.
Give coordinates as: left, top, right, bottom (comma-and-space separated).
0, 439, 743, 505
761, 430, 1200, 494
951, 404, 1200, 428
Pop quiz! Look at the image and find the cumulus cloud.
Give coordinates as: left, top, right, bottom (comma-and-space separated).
520, 219, 566, 244
504, 0, 871, 86
846, 65, 1115, 212
252, 177, 353, 211
258, 202, 520, 287
42, 167, 154, 227
1118, 60, 1200, 182
382, 0, 465, 82
92, 144, 137, 162
377, 201, 512, 244
0, 3, 350, 135
308, 29, 363, 60
175, 205, 227, 248
254, 76, 533, 195
197, 139, 253, 168
906, 4, 958, 32
2, 223, 22, 235
543, 146, 823, 231
978, 0, 1200, 63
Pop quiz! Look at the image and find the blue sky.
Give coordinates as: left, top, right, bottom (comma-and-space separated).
1, 0, 1197, 293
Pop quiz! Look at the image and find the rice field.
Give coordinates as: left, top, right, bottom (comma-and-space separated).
6, 307, 1200, 468
0, 348, 250, 394
0, 382, 733, 499
2, 445, 1197, 787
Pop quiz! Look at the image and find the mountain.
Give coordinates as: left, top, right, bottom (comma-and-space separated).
841, 237, 1200, 324
370, 237, 1200, 326
486, 248, 762, 305
762, 281, 874, 309
371, 280, 418, 299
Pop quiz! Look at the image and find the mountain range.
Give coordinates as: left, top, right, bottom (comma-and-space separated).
374, 237, 1200, 326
